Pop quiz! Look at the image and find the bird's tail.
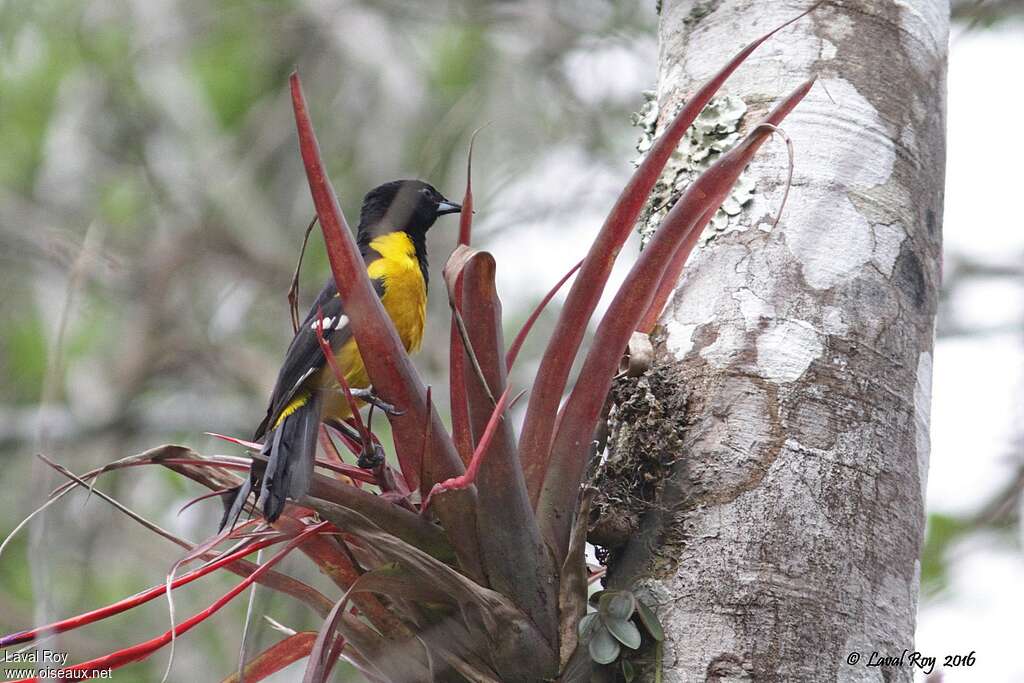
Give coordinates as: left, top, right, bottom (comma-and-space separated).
220, 391, 321, 530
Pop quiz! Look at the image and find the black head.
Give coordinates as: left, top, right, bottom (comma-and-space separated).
356, 179, 461, 244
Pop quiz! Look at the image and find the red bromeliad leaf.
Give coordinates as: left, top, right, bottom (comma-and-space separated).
0, 524, 325, 667
558, 490, 594, 668
290, 72, 483, 581
517, 4, 821, 506
273, 516, 403, 637
206, 432, 263, 451
453, 247, 558, 643
7, 458, 333, 623
421, 385, 516, 513
303, 593, 350, 683
458, 128, 477, 247
635, 204, 717, 333
0, 526, 321, 657
537, 79, 815, 557
638, 122, 796, 333
449, 135, 478, 463
220, 632, 319, 683
304, 500, 556, 680
450, 270, 473, 464
505, 258, 583, 372
298, 470, 453, 561
303, 563, 446, 683
2, 523, 332, 682
450, 319, 473, 463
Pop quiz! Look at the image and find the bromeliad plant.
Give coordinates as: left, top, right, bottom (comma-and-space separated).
1, 7, 818, 681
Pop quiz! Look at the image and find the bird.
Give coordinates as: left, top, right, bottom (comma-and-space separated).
222, 179, 461, 529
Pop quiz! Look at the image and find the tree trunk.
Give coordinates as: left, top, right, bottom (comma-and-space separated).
603, 1, 947, 681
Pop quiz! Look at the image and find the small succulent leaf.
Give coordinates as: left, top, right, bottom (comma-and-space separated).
604, 617, 642, 650
588, 625, 621, 665
622, 659, 637, 682
578, 612, 600, 639
605, 591, 637, 621
636, 599, 665, 642
588, 589, 607, 607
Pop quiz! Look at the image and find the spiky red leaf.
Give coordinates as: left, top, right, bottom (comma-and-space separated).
221, 632, 319, 683
517, 3, 821, 505
4, 524, 329, 680
538, 79, 816, 557
449, 247, 558, 643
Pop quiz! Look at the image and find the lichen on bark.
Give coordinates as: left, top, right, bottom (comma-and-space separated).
631, 92, 755, 246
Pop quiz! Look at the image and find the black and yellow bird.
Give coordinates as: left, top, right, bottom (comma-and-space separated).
223, 179, 461, 528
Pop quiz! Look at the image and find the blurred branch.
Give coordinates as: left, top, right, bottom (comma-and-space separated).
952, 0, 1024, 27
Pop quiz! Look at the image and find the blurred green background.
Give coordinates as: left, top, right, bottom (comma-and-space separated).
1, 0, 1022, 681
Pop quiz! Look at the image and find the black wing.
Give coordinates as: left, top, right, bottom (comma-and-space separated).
254, 277, 367, 439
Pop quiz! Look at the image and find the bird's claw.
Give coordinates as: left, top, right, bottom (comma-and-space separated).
349, 388, 404, 416
357, 442, 386, 469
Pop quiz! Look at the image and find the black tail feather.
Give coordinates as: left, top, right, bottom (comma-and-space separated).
258, 391, 322, 523
219, 476, 252, 532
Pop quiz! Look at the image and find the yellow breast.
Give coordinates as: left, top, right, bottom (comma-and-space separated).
366, 231, 428, 353
313, 231, 426, 422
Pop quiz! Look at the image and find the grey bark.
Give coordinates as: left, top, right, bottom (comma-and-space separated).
603, 2, 947, 682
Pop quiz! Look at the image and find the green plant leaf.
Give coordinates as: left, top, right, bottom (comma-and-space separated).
578, 612, 599, 639
604, 617, 642, 650
636, 599, 665, 642
588, 625, 621, 665
622, 659, 637, 682
602, 590, 637, 621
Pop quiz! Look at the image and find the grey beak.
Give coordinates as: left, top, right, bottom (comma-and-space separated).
435, 201, 462, 216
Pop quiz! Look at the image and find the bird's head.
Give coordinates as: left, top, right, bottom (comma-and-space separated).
357, 179, 461, 243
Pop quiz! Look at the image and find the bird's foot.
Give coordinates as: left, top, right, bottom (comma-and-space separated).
357, 442, 386, 469
349, 387, 404, 416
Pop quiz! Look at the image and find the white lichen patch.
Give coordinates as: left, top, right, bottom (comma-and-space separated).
663, 244, 750, 361
784, 193, 874, 290
700, 323, 746, 369
871, 222, 906, 276
822, 306, 848, 336
913, 351, 933, 503
733, 287, 775, 331
798, 77, 896, 189
664, 319, 699, 358
820, 38, 837, 61
632, 92, 753, 245
665, 243, 748, 319
733, 76, 898, 290
756, 319, 823, 383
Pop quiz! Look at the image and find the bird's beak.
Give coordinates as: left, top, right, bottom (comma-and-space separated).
435, 201, 462, 216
